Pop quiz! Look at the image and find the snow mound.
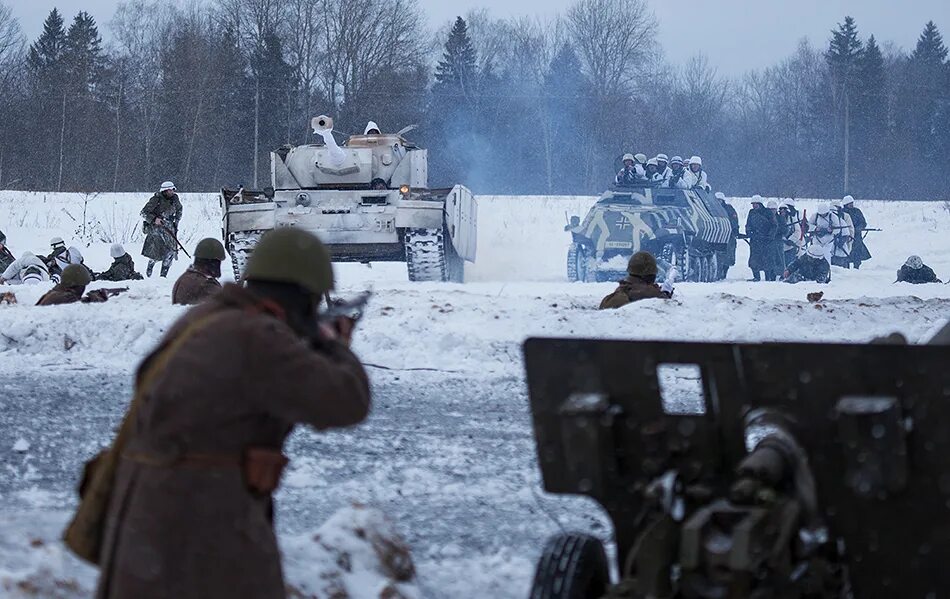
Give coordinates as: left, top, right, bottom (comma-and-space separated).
0, 506, 418, 599
284, 504, 419, 599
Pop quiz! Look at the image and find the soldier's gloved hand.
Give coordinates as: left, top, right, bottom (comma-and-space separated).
317, 317, 355, 347
661, 279, 674, 295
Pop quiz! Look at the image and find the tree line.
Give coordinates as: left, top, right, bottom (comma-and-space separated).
0, 0, 946, 199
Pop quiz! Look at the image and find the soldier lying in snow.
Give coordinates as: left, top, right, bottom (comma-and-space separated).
896, 255, 941, 284
599, 252, 673, 309
36, 265, 125, 306
97, 244, 144, 282
0, 251, 50, 285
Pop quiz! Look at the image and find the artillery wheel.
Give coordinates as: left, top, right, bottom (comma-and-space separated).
529, 533, 609, 599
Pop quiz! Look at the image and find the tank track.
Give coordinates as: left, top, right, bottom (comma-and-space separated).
405, 228, 447, 282
227, 230, 265, 280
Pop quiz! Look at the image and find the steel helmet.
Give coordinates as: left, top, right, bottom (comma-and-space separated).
843, 195, 855, 205
622, 153, 635, 163
817, 202, 831, 215
905, 255, 924, 270
60, 264, 91, 287
50, 236, 65, 247
806, 244, 825, 259
627, 251, 658, 277
160, 181, 176, 192
766, 200, 778, 209
634, 153, 647, 164
110, 243, 126, 259
656, 153, 669, 163
646, 157, 658, 167
714, 192, 726, 200
670, 156, 684, 166
194, 238, 227, 261
751, 194, 764, 205
831, 200, 843, 209
242, 228, 334, 295
689, 155, 703, 166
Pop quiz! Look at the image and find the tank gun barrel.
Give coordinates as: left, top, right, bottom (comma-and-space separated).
311, 115, 347, 167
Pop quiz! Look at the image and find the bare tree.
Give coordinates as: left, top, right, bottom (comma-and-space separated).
566, 0, 657, 98
283, 0, 324, 139
0, 1, 24, 89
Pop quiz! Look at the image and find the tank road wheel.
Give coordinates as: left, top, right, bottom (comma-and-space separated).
227, 230, 265, 280
405, 223, 464, 283
530, 533, 610, 599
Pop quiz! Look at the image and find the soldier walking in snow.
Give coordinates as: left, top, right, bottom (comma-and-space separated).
72, 228, 371, 599
842, 196, 871, 268
806, 203, 842, 263
599, 251, 673, 309
745, 197, 779, 281
830, 200, 854, 268
141, 181, 183, 278
171, 238, 227, 305
97, 244, 143, 282
0, 230, 14, 273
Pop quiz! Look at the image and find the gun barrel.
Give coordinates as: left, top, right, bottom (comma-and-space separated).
311, 115, 347, 166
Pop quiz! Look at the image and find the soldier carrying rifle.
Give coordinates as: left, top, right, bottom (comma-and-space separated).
141, 181, 184, 278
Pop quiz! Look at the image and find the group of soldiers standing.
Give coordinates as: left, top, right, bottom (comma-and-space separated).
0, 181, 228, 306
615, 153, 711, 191
741, 195, 872, 284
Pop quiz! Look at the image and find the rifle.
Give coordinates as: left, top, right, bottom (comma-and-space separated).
82, 287, 129, 304
148, 220, 191, 259
862, 228, 882, 240
319, 290, 372, 324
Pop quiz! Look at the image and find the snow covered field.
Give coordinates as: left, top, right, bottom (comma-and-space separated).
1, 190, 949, 597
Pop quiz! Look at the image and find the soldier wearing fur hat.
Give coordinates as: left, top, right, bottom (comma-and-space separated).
599, 251, 673, 309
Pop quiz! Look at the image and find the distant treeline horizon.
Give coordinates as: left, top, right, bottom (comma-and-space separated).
0, 0, 946, 200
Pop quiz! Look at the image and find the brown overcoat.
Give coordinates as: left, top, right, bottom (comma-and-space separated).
96, 284, 371, 599
599, 276, 671, 310
171, 267, 221, 305
36, 284, 84, 306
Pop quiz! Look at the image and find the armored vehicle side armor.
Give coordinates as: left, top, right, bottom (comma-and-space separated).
566, 185, 732, 283
221, 116, 477, 282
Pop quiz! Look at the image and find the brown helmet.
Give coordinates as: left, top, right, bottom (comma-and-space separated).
627, 251, 658, 277
194, 238, 226, 261
61, 264, 92, 287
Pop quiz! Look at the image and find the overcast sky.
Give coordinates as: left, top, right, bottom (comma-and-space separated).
10, 0, 948, 76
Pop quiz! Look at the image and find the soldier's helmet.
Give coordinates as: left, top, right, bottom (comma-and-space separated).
634, 153, 647, 164
627, 251, 658, 277
110, 243, 126, 258
194, 238, 227, 261
160, 181, 176, 192
905, 255, 924, 270
61, 264, 92, 287
243, 228, 334, 295
622, 153, 635, 163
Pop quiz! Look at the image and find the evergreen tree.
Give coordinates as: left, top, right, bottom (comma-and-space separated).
825, 16, 864, 193
541, 44, 592, 193
251, 31, 296, 169
851, 34, 888, 194
26, 9, 66, 84
433, 17, 478, 98
911, 21, 948, 66
63, 12, 105, 95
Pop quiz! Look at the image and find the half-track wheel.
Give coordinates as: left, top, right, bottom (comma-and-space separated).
529, 532, 610, 599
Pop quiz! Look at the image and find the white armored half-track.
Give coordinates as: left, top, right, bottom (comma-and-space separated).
221, 115, 477, 282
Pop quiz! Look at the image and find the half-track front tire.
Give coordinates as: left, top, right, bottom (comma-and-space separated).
529, 533, 610, 599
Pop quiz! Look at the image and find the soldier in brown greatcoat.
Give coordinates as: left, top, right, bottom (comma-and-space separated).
37, 264, 93, 306
599, 251, 673, 310
171, 238, 226, 305
92, 228, 371, 598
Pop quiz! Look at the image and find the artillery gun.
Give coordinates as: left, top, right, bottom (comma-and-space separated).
221, 116, 477, 282
565, 183, 732, 283
524, 337, 950, 598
